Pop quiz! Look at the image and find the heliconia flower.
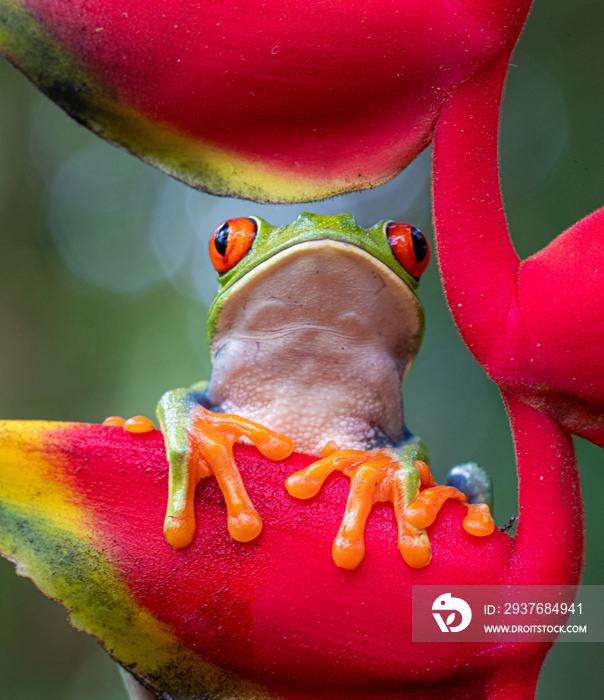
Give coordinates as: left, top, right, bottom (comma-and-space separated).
0, 0, 596, 696
0, 0, 533, 202
0, 417, 583, 699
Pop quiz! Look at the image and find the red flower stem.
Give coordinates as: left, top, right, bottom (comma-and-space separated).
432, 51, 520, 368
432, 51, 585, 586
504, 393, 584, 586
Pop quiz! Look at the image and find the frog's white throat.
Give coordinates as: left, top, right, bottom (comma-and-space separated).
207, 240, 422, 456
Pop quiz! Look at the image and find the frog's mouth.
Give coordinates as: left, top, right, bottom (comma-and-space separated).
207, 239, 424, 453
211, 239, 423, 361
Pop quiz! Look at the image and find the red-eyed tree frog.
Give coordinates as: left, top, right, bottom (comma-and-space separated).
157, 213, 494, 570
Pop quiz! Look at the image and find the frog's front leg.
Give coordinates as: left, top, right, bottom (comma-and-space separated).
286, 437, 494, 569
157, 385, 294, 549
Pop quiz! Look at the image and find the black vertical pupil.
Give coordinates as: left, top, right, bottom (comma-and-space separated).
214, 222, 230, 257
410, 226, 428, 263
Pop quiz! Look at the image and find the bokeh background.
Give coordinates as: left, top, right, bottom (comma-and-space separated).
0, 0, 603, 696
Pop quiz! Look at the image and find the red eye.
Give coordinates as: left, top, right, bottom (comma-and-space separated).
385, 222, 430, 278
209, 217, 257, 273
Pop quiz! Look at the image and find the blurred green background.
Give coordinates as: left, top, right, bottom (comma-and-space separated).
0, 0, 603, 697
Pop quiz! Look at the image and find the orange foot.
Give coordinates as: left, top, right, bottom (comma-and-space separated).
286, 440, 494, 570
159, 403, 293, 549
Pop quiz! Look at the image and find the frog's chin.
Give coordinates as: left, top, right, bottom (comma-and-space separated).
206, 240, 423, 456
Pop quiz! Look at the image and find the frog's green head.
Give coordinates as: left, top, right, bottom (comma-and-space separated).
207, 212, 430, 379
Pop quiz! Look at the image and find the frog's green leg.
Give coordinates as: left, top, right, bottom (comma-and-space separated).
157, 389, 293, 549
286, 438, 495, 570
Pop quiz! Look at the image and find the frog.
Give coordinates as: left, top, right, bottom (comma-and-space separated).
156, 213, 494, 570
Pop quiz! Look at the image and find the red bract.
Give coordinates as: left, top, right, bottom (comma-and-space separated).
0, 0, 532, 202
0, 419, 583, 699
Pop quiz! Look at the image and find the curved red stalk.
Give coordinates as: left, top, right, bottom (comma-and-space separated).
504, 395, 584, 585
432, 50, 592, 586
433, 52, 521, 367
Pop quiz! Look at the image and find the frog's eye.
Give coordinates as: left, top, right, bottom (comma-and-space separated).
209, 217, 258, 273
385, 221, 430, 278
